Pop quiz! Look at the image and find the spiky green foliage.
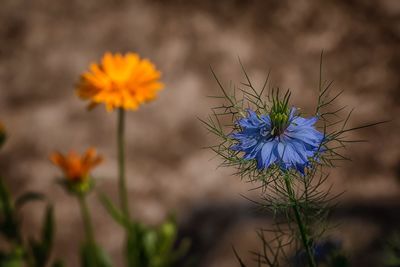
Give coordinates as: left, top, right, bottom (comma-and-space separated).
0, 177, 64, 267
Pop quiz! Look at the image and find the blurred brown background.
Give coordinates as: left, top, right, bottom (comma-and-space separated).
0, 0, 399, 266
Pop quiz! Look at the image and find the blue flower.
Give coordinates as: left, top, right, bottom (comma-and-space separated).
293, 240, 342, 267
230, 108, 324, 173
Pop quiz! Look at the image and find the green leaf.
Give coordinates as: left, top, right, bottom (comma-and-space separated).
143, 229, 158, 257
0, 177, 20, 241
99, 193, 129, 228
15, 192, 46, 210
125, 231, 137, 267
129, 218, 191, 267
81, 242, 97, 267
81, 242, 113, 267
94, 246, 113, 267
121, 217, 191, 267
159, 219, 177, 255
0, 257, 24, 267
29, 205, 55, 267
125, 223, 145, 267
0, 177, 14, 218
52, 259, 65, 267
0, 247, 25, 267
154, 217, 190, 266
42, 205, 54, 250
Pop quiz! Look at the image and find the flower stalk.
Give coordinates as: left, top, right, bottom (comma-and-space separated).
117, 108, 130, 219
78, 194, 95, 245
283, 173, 316, 267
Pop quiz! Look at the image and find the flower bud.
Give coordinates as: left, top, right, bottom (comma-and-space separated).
50, 148, 102, 195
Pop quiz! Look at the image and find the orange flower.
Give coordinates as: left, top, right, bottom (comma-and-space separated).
50, 148, 103, 182
76, 52, 164, 111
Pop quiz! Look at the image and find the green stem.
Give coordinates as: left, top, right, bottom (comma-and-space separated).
117, 108, 130, 218
78, 195, 95, 245
283, 174, 316, 267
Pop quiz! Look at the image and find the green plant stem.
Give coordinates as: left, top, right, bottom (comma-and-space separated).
78, 195, 95, 245
283, 174, 316, 267
117, 108, 130, 218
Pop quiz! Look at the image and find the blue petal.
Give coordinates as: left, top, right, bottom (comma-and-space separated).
259, 141, 277, 169
286, 130, 322, 147
291, 116, 318, 127
285, 142, 307, 166
260, 114, 272, 127
243, 142, 263, 160
288, 107, 297, 120
275, 142, 286, 161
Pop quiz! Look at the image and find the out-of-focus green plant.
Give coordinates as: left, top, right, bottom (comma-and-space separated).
383, 232, 400, 266
73, 52, 191, 267
101, 194, 190, 267
50, 148, 112, 267
0, 122, 63, 267
0, 176, 61, 267
0, 49, 194, 267
27, 205, 55, 267
101, 108, 192, 267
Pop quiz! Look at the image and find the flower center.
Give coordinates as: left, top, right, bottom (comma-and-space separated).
270, 91, 291, 136
270, 111, 289, 136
